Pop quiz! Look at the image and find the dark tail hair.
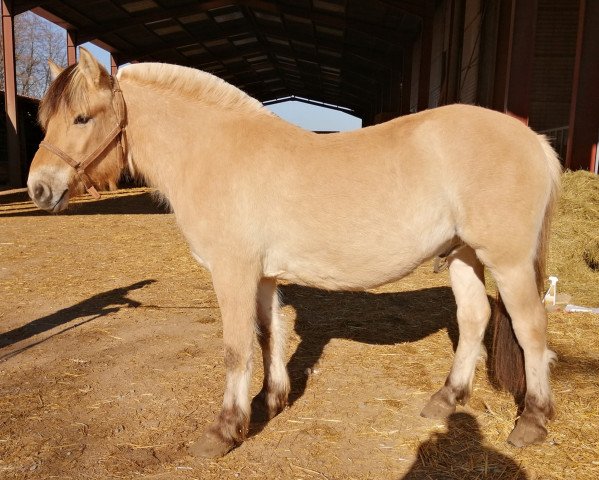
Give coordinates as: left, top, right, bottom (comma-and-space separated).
491, 135, 560, 399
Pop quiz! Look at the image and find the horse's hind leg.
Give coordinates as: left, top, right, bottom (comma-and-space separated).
491, 264, 555, 446
255, 277, 290, 419
421, 246, 491, 418
189, 263, 260, 458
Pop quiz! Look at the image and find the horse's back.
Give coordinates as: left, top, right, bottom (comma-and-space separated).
257, 105, 558, 288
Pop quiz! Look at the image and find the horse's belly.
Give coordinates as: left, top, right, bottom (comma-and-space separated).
263, 213, 457, 290
264, 245, 430, 291
271, 264, 417, 290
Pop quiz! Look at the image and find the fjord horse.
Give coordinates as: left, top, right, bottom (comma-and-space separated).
28, 49, 560, 457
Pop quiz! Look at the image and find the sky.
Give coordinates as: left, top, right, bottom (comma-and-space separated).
83, 43, 361, 132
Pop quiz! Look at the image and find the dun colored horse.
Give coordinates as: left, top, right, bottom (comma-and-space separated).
28, 49, 561, 457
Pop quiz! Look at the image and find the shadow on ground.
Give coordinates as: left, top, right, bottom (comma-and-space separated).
0, 280, 155, 361
0, 190, 168, 216
250, 285, 460, 433
280, 284, 460, 407
400, 412, 527, 479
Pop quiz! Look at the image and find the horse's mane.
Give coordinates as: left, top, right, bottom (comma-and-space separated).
117, 63, 267, 115
38, 61, 269, 130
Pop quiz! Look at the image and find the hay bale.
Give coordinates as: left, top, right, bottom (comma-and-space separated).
548, 170, 599, 305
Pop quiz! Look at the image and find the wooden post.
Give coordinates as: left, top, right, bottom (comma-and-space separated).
110, 54, 118, 76
67, 29, 77, 65
566, 0, 599, 171
1, 0, 21, 187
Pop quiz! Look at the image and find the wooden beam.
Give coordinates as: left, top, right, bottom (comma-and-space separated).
67, 28, 77, 65
14, 0, 46, 15
30, 2, 95, 31
2, 0, 21, 187
110, 54, 118, 76
119, 23, 396, 72
78, 0, 412, 45
566, 0, 599, 171
372, 0, 428, 17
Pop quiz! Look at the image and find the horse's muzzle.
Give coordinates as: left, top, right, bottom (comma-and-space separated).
28, 179, 69, 212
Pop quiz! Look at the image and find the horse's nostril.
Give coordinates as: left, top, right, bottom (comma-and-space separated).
31, 181, 50, 203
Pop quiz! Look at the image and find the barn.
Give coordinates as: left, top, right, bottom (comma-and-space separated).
1, 1, 598, 479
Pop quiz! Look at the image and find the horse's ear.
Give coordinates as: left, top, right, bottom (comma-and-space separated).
48, 60, 64, 81
78, 47, 106, 87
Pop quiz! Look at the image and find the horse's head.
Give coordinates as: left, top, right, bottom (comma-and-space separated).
28, 48, 126, 212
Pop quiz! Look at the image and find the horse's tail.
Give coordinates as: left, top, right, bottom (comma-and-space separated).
491, 135, 561, 398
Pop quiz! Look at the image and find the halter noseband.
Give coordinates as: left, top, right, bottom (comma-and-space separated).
39, 76, 127, 200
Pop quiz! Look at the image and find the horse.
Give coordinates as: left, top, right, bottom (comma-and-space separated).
27, 48, 561, 457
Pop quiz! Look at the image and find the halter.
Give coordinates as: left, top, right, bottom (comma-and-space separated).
39, 76, 127, 200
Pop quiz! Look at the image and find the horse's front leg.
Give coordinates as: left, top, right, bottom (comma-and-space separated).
189, 263, 260, 458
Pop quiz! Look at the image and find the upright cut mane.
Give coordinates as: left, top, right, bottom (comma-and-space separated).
117, 63, 267, 115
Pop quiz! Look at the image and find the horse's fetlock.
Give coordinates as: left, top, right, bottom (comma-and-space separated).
216, 406, 249, 443
524, 394, 554, 421
261, 379, 289, 419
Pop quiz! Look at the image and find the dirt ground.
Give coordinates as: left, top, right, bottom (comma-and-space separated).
1, 188, 598, 480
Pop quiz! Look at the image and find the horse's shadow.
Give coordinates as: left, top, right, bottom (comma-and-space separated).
250, 284, 461, 433
400, 412, 528, 479
0, 280, 155, 361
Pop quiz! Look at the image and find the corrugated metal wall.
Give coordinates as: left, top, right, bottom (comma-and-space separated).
410, 35, 421, 112
530, 0, 579, 131
396, 0, 581, 132
458, 0, 482, 104
418, 0, 482, 109
429, 2, 448, 108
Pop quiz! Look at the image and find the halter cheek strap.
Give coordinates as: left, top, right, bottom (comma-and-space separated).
39, 76, 127, 200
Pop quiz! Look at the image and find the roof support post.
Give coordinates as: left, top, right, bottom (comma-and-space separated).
417, 7, 434, 111
67, 29, 77, 65
492, 0, 537, 124
566, 0, 599, 172
2, 0, 21, 187
110, 54, 118, 76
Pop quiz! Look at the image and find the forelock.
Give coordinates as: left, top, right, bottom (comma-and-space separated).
38, 64, 101, 130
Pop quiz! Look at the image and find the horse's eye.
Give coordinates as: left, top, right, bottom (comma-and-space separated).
74, 114, 91, 125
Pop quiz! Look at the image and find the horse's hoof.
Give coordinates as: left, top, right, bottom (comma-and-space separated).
188, 431, 236, 458
420, 390, 456, 419
507, 416, 547, 447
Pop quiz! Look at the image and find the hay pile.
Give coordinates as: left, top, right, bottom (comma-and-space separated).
548, 170, 599, 306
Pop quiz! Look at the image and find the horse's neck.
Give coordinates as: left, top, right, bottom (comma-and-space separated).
122, 81, 222, 207
120, 79, 304, 213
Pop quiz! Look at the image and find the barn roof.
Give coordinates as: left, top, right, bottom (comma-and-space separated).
14, 0, 428, 118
